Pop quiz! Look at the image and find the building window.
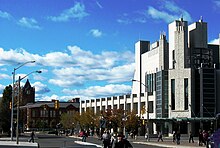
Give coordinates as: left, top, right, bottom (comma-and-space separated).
146, 73, 155, 95
127, 103, 131, 112
50, 110, 53, 117
184, 78, 189, 110
40, 110, 48, 117
148, 101, 154, 113
102, 106, 105, 111
119, 104, 124, 110
172, 50, 175, 69
133, 103, 138, 114
171, 79, 175, 110
32, 110, 35, 117
26, 90, 30, 94
97, 106, 100, 113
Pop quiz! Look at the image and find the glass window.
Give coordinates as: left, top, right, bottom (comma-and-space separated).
184, 78, 188, 110
171, 79, 175, 110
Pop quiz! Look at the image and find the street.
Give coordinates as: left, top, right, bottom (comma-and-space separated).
35, 133, 161, 148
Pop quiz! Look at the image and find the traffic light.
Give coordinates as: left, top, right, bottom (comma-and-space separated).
54, 100, 59, 109
9, 101, 12, 109
142, 119, 145, 125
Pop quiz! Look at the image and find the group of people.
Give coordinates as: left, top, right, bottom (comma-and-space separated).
198, 129, 212, 146
101, 131, 133, 148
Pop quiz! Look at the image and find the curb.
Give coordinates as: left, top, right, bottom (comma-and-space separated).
74, 141, 102, 148
133, 141, 201, 148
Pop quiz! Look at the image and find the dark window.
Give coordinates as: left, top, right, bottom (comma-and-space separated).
133, 103, 138, 114
172, 50, 175, 69
184, 78, 188, 110
148, 101, 153, 113
171, 79, 175, 110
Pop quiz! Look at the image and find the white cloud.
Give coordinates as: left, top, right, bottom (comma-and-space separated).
147, 7, 177, 23
96, 1, 103, 9
0, 73, 10, 79
209, 38, 219, 45
0, 84, 5, 95
0, 68, 7, 71
62, 84, 131, 99
0, 10, 12, 19
36, 94, 59, 101
214, 0, 220, 7
48, 62, 134, 87
147, 1, 192, 23
117, 18, 132, 24
90, 29, 103, 38
33, 81, 50, 94
0, 46, 134, 70
18, 17, 41, 29
0, 46, 135, 92
48, 2, 89, 22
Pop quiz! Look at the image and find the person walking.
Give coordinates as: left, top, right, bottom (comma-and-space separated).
111, 133, 117, 148
176, 131, 181, 145
29, 131, 35, 143
114, 133, 133, 148
189, 131, 194, 143
198, 129, 203, 146
172, 131, 176, 143
81, 130, 87, 142
102, 130, 111, 148
157, 131, 163, 142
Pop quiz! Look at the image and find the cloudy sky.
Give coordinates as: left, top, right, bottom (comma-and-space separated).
0, 0, 219, 101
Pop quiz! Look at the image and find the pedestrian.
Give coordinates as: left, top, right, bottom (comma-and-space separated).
133, 130, 137, 140
189, 131, 194, 143
102, 130, 111, 148
198, 129, 203, 146
176, 131, 181, 145
157, 131, 163, 142
145, 132, 149, 141
29, 131, 35, 143
114, 133, 133, 148
81, 130, 87, 142
172, 131, 176, 143
202, 130, 208, 146
111, 133, 117, 148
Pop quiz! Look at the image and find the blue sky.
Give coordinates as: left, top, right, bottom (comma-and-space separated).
0, 0, 219, 101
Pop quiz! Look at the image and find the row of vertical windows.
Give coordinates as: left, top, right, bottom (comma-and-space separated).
171, 78, 189, 110
146, 73, 156, 95
156, 71, 162, 118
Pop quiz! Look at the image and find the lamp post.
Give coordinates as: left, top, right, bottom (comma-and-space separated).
132, 79, 149, 141
11, 61, 35, 141
16, 70, 41, 144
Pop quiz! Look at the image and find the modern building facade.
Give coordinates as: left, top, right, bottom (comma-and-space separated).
80, 18, 220, 136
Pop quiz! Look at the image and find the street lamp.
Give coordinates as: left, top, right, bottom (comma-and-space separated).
132, 79, 150, 141
16, 70, 41, 144
11, 60, 35, 141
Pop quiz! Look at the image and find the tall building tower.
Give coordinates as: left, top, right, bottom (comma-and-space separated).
168, 18, 193, 134
169, 18, 189, 69
132, 40, 150, 116
21, 79, 35, 106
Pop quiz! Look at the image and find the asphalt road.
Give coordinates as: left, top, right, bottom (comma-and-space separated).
35, 134, 161, 148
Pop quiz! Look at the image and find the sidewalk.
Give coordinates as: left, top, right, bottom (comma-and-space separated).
128, 136, 206, 148
71, 135, 206, 148
0, 137, 38, 147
